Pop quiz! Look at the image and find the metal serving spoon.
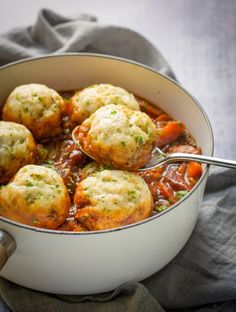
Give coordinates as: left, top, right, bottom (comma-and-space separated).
72, 127, 236, 171
139, 147, 236, 171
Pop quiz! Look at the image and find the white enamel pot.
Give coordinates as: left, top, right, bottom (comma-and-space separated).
0, 54, 213, 295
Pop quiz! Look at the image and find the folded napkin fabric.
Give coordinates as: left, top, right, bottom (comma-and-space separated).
0, 8, 175, 79
0, 8, 236, 312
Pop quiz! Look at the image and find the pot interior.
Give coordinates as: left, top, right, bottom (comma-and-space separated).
0, 54, 213, 157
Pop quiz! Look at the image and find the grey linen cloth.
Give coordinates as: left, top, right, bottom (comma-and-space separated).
0, 9, 236, 312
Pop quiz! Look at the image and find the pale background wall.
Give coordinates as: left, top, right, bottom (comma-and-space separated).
0, 0, 235, 158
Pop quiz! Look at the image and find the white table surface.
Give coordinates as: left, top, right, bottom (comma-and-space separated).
0, 0, 235, 159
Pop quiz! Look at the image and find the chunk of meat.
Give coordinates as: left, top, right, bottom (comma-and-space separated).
167, 144, 201, 154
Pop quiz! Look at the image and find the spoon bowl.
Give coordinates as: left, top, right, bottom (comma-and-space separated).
72, 126, 97, 161
72, 126, 236, 171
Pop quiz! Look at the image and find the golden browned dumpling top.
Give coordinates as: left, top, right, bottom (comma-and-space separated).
2, 83, 65, 140
0, 121, 36, 184
75, 104, 158, 171
74, 169, 153, 231
70, 83, 140, 124
0, 165, 70, 229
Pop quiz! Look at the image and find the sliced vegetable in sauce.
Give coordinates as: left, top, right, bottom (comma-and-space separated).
0, 88, 202, 231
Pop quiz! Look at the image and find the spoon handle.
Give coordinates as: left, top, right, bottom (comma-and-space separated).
167, 153, 236, 169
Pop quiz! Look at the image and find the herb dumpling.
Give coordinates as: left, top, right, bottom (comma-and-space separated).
76, 104, 158, 171
2, 83, 65, 140
70, 83, 140, 124
74, 169, 153, 230
0, 121, 36, 184
0, 165, 70, 229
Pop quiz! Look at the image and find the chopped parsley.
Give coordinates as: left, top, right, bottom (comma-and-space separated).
155, 205, 168, 213
25, 180, 34, 187
169, 198, 174, 204
25, 194, 35, 204
31, 174, 43, 181
176, 190, 188, 200
135, 135, 144, 145
45, 159, 54, 165
128, 190, 137, 201
33, 219, 40, 224
63, 95, 71, 101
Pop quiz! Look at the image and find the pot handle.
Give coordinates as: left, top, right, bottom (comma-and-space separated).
0, 230, 16, 270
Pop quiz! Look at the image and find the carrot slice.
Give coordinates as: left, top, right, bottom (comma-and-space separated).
155, 114, 172, 122
187, 161, 202, 179
156, 121, 184, 147
138, 98, 162, 118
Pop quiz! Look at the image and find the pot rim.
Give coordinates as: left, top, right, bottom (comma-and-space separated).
0, 52, 214, 235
